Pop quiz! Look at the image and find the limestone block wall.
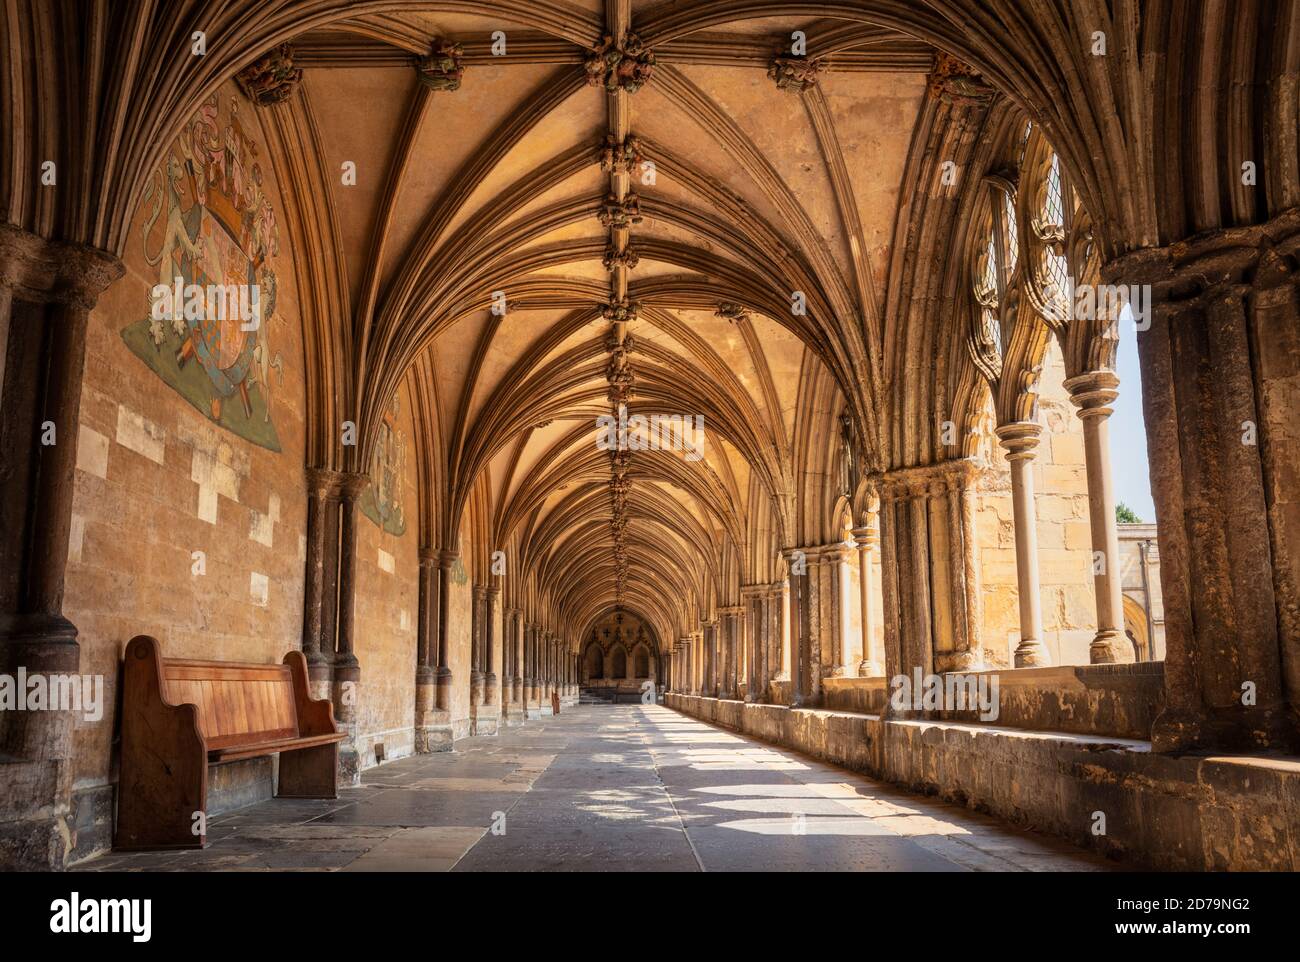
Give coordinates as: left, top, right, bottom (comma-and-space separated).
974, 337, 1096, 667
57, 82, 440, 855
65, 81, 310, 801
352, 382, 419, 767
444, 549, 474, 740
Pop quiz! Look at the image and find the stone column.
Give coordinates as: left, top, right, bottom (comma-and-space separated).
702, 621, 717, 697
501, 607, 515, 714
784, 550, 811, 706
688, 632, 696, 693
484, 584, 500, 707
469, 585, 486, 707
717, 610, 732, 698
793, 547, 832, 705
825, 545, 853, 677
414, 548, 441, 750
332, 473, 367, 784
853, 513, 883, 677
1065, 370, 1133, 664
779, 577, 791, 681
527, 625, 539, 708
303, 468, 339, 676
0, 226, 122, 869
542, 633, 553, 702
1108, 214, 1300, 752
877, 480, 917, 717
996, 422, 1049, 667
435, 550, 457, 711
514, 610, 525, 705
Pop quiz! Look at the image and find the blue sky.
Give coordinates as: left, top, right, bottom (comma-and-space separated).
1110, 309, 1156, 522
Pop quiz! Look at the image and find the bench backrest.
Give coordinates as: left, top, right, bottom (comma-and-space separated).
162, 659, 300, 750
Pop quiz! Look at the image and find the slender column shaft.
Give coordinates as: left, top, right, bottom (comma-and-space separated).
997, 423, 1048, 667
302, 471, 336, 666
435, 551, 457, 710
854, 518, 882, 676
334, 475, 366, 672
1066, 371, 1133, 664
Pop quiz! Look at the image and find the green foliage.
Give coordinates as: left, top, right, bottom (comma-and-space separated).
1116, 502, 1142, 524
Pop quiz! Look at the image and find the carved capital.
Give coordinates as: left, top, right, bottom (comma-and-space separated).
871, 457, 978, 501
0, 224, 124, 309
1104, 206, 1300, 316
994, 421, 1043, 461
306, 466, 345, 500
336, 471, 370, 501
1063, 369, 1121, 419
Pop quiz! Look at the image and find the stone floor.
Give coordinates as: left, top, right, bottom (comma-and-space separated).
75, 704, 1113, 872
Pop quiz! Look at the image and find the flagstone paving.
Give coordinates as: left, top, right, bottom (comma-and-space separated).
74, 705, 1113, 872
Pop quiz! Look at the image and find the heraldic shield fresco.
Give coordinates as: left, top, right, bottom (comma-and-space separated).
122, 93, 285, 451
359, 394, 408, 536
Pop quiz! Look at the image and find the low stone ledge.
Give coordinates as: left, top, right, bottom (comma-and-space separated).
818, 663, 1162, 739
664, 693, 1299, 870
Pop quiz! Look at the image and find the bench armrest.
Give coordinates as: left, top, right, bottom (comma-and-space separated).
116, 635, 207, 849
283, 650, 338, 737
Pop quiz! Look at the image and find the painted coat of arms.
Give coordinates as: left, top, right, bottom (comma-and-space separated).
122, 93, 285, 451
359, 394, 407, 535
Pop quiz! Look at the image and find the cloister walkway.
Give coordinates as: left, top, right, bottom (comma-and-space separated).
76, 706, 1111, 872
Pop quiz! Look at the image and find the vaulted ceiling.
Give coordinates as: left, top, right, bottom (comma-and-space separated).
284, 2, 931, 647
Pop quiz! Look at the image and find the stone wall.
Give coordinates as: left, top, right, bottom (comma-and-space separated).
351, 382, 419, 767
444, 550, 474, 741
57, 83, 448, 859
666, 694, 1300, 870
819, 664, 1161, 740
65, 82, 311, 831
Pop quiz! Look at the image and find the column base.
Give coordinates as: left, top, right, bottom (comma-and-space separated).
471, 705, 500, 736
1013, 639, 1051, 668
0, 757, 75, 870
1089, 629, 1136, 665
933, 650, 982, 673
857, 660, 884, 677
415, 707, 454, 752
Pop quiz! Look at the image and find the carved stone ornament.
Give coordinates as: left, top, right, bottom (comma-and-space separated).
586, 33, 656, 93
768, 54, 823, 92
417, 39, 465, 92
235, 44, 303, 106
926, 52, 995, 108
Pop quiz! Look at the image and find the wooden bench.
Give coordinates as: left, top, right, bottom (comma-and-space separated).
115, 634, 345, 851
